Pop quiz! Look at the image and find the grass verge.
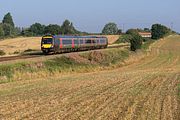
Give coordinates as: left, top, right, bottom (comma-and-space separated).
0, 48, 130, 84
0, 40, 154, 84
141, 40, 155, 50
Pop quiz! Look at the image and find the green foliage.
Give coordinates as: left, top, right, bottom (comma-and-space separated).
44, 56, 78, 72
0, 48, 131, 83
126, 29, 143, 51
21, 28, 33, 36
0, 24, 5, 38
2, 12, 15, 27
0, 50, 5, 56
29, 23, 45, 36
44, 24, 61, 35
102, 22, 119, 35
0, 13, 21, 38
61, 19, 79, 34
0, 63, 33, 82
2, 23, 15, 36
130, 34, 143, 51
141, 40, 155, 50
14, 27, 21, 36
115, 34, 132, 43
126, 29, 139, 35
151, 24, 171, 39
144, 28, 151, 32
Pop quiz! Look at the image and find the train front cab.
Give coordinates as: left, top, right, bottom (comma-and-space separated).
41, 36, 54, 54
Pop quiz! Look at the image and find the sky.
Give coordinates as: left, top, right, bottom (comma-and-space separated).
0, 0, 180, 33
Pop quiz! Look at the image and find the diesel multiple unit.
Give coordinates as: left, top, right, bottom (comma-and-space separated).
41, 35, 108, 54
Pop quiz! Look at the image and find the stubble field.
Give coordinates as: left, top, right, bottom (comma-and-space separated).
0, 35, 179, 119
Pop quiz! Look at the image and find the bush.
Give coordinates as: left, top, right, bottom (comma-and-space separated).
0, 50, 6, 56
125, 29, 143, 51
13, 50, 21, 54
130, 34, 143, 51
115, 34, 132, 43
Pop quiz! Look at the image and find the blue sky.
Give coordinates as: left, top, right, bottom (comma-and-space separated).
0, 0, 180, 33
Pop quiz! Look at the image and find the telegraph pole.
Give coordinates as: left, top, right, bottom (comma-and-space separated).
122, 23, 125, 33
170, 22, 174, 30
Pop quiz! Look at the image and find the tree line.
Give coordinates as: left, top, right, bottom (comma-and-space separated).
21, 20, 82, 36
0, 13, 87, 39
102, 22, 173, 51
0, 12, 173, 52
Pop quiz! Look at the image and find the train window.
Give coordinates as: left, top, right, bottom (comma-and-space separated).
85, 39, 91, 44
100, 39, 105, 44
80, 40, 84, 44
55, 39, 60, 45
42, 38, 52, 44
74, 40, 79, 44
92, 39, 96, 43
62, 39, 72, 44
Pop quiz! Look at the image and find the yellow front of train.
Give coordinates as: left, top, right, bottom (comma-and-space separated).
41, 36, 54, 53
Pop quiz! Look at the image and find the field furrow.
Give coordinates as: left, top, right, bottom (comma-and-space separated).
0, 35, 180, 119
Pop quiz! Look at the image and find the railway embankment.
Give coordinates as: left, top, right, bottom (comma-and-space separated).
0, 40, 154, 84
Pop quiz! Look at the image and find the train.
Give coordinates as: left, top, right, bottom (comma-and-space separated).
41, 35, 108, 54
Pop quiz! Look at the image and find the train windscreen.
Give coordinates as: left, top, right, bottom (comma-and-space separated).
42, 38, 53, 44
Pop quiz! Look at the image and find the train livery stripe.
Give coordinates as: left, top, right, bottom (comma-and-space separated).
60, 38, 63, 48
43, 37, 53, 39
72, 38, 75, 48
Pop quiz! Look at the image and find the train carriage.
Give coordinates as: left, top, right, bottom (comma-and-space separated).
41, 35, 108, 54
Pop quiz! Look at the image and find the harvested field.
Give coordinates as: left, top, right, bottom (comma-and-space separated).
0, 35, 179, 119
0, 37, 41, 55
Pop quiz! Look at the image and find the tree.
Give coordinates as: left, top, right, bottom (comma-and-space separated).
2, 12, 15, 27
29, 23, 45, 36
130, 34, 143, 51
2, 23, 14, 36
61, 19, 78, 34
21, 28, 33, 37
102, 22, 118, 35
144, 28, 151, 32
126, 29, 143, 51
0, 24, 5, 38
126, 29, 139, 35
117, 29, 122, 34
44, 24, 61, 35
151, 24, 171, 39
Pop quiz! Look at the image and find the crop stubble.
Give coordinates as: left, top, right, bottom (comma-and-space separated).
0, 35, 180, 119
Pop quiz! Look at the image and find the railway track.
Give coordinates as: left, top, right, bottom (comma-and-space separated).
0, 55, 42, 62
0, 44, 129, 62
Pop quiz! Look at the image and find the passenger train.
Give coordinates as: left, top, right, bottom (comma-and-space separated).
41, 35, 108, 54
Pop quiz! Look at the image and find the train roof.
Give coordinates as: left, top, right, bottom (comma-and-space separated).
52, 35, 107, 39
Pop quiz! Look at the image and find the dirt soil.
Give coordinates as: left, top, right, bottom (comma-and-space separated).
0, 35, 179, 119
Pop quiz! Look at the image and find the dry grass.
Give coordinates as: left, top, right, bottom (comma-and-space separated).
0, 35, 179, 119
